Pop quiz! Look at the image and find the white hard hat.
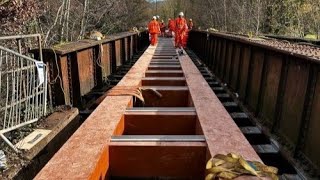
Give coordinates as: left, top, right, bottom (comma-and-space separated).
179, 12, 184, 16
152, 16, 156, 20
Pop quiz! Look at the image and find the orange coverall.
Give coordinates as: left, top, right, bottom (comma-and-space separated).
182, 21, 193, 47
182, 27, 189, 48
175, 17, 187, 48
160, 22, 166, 37
148, 20, 160, 46
168, 19, 176, 33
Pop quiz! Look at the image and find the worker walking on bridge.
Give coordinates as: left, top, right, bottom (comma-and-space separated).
182, 19, 193, 48
160, 20, 166, 37
168, 18, 176, 37
148, 16, 160, 46
175, 12, 187, 49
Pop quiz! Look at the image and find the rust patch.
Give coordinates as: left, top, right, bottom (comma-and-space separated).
179, 47, 261, 161
109, 142, 207, 179
260, 53, 283, 127
278, 59, 309, 147
76, 49, 95, 96
247, 49, 264, 112
304, 70, 320, 168
101, 43, 111, 79
115, 40, 121, 67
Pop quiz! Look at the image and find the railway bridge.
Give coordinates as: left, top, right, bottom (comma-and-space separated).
1, 30, 320, 179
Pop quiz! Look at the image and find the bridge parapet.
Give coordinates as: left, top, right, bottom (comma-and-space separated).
32, 31, 149, 107
189, 30, 320, 176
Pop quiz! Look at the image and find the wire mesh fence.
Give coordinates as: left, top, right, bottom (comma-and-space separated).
0, 34, 46, 151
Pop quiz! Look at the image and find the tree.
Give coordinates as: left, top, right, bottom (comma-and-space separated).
1, 0, 320, 41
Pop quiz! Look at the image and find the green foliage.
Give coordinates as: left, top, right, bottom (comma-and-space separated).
1, 0, 320, 41
160, 0, 320, 38
304, 34, 317, 40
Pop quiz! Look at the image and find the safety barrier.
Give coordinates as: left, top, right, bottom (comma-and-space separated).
0, 46, 47, 152
188, 30, 320, 175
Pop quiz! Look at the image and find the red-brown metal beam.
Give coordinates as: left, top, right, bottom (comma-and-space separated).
109, 141, 207, 179
123, 108, 197, 135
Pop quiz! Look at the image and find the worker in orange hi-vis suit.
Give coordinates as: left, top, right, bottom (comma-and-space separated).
182, 23, 189, 48
175, 12, 187, 49
168, 18, 176, 37
160, 20, 166, 37
148, 16, 160, 46
182, 19, 193, 48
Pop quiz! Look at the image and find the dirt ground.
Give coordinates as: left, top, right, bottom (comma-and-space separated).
0, 105, 71, 179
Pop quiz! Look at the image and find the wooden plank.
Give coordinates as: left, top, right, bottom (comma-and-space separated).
16, 129, 52, 150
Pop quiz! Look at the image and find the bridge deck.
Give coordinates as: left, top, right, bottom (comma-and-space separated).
35, 38, 261, 179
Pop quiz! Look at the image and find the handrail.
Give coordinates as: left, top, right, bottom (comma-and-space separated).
0, 33, 43, 62
0, 34, 41, 40
0, 45, 43, 63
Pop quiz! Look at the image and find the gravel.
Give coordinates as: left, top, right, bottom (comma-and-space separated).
249, 38, 320, 60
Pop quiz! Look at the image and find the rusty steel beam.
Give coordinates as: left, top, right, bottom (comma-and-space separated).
188, 30, 320, 177
178, 47, 261, 162
35, 38, 261, 180
35, 40, 156, 180
141, 77, 186, 86
148, 65, 181, 70
191, 30, 320, 63
109, 141, 207, 179
33, 31, 149, 108
145, 70, 184, 77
